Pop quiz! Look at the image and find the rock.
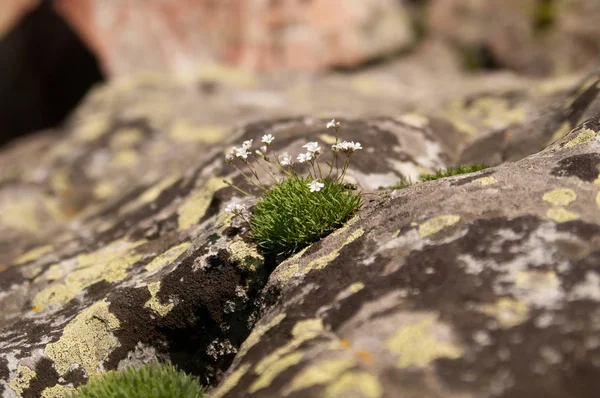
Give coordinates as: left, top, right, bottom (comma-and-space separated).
53, 0, 414, 76
1, 61, 600, 397
214, 92, 600, 397
427, 0, 600, 76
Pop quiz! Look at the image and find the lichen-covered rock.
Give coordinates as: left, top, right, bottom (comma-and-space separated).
213, 115, 600, 398
1, 62, 600, 397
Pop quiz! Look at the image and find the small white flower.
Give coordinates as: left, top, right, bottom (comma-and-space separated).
242, 139, 253, 149
351, 141, 362, 151
225, 147, 235, 162
225, 203, 247, 214
327, 119, 340, 129
307, 179, 325, 192
303, 142, 321, 154
261, 134, 274, 145
296, 153, 311, 164
260, 145, 268, 153
279, 152, 292, 166
234, 147, 250, 160
335, 140, 362, 154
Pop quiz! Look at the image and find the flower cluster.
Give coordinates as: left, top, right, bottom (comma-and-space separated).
223, 119, 362, 207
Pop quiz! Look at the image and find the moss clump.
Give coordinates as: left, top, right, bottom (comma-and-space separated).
66, 363, 205, 398
419, 164, 488, 182
250, 176, 362, 258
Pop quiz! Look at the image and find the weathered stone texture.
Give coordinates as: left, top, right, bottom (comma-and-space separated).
1, 45, 600, 398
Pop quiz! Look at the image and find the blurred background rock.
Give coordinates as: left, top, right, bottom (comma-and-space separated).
0, 0, 599, 145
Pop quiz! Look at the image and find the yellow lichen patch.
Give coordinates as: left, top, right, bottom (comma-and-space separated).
110, 128, 143, 148
45, 299, 120, 377
542, 188, 577, 206
7, 364, 36, 395
596, 192, 600, 208
177, 177, 228, 231
228, 240, 264, 271
302, 228, 364, 275
449, 119, 477, 137
145, 242, 191, 272
546, 207, 580, 223
547, 122, 571, 145
14, 244, 53, 264
595, 174, 600, 186
324, 372, 383, 398
248, 352, 304, 393
473, 97, 527, 129
76, 119, 110, 141
481, 298, 530, 328
32, 239, 145, 309
197, 64, 257, 89
211, 363, 252, 398
255, 318, 324, 376
348, 282, 365, 294
50, 168, 70, 194
144, 282, 174, 317
286, 358, 356, 394
319, 134, 337, 145
169, 120, 225, 144
41, 384, 76, 398
475, 176, 498, 186
350, 75, 384, 97
418, 215, 461, 238
94, 181, 115, 199
113, 149, 139, 167
138, 175, 180, 205
237, 313, 286, 359
386, 316, 463, 368
398, 113, 429, 128
515, 270, 559, 291
0, 198, 40, 232
563, 129, 596, 149
391, 229, 400, 238
275, 262, 299, 285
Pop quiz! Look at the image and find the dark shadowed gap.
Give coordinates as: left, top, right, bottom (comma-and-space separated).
0, 0, 104, 147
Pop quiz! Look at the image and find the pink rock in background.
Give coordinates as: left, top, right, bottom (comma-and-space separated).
53, 0, 414, 77
0, 0, 38, 37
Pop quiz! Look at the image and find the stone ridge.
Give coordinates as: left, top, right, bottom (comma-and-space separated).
0, 67, 599, 397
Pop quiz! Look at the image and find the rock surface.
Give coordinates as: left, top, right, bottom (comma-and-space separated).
1, 59, 600, 398
52, 0, 414, 75
428, 0, 600, 75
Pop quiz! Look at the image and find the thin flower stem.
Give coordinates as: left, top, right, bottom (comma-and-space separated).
316, 160, 323, 179
254, 156, 278, 183
223, 179, 250, 196
339, 155, 350, 182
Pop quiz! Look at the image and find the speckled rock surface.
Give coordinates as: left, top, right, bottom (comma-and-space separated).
213, 107, 600, 398
1, 64, 600, 397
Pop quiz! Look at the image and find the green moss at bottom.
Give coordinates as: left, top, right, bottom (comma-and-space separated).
66, 363, 206, 398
